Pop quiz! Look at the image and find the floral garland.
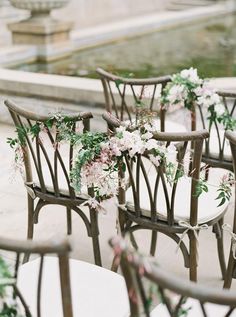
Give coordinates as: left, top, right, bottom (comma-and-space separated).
69, 118, 180, 207
161, 67, 236, 131
8, 113, 233, 211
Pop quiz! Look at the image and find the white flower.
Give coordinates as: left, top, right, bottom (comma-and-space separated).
180, 67, 202, 85
142, 131, 153, 140
116, 126, 126, 133
146, 139, 159, 150
150, 154, 160, 167
167, 85, 187, 105
166, 144, 177, 163
197, 91, 221, 108
214, 103, 225, 116
193, 86, 203, 96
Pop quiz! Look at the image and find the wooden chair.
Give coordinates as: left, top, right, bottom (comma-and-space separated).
0, 236, 129, 317
193, 91, 236, 172
4, 99, 102, 266
110, 237, 236, 317
103, 113, 229, 282
223, 130, 236, 289
97, 68, 186, 133
0, 236, 73, 317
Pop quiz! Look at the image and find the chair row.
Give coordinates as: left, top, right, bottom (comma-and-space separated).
2, 69, 236, 284
97, 68, 235, 172
1, 235, 236, 316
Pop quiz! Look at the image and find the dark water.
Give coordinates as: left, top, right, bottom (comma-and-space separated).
12, 14, 236, 79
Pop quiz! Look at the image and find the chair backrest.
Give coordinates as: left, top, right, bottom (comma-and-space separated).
103, 109, 209, 227
225, 130, 236, 230
110, 237, 236, 317
0, 236, 72, 317
97, 68, 171, 130
195, 91, 236, 170
4, 99, 93, 199
103, 112, 209, 226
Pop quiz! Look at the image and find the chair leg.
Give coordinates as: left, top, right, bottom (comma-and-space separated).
92, 233, 102, 266
214, 219, 226, 280
111, 255, 120, 272
189, 231, 197, 282
23, 195, 34, 263
224, 252, 235, 289
90, 209, 102, 266
66, 207, 72, 235
150, 230, 157, 256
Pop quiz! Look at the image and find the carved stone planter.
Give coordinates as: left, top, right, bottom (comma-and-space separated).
9, 0, 70, 20
8, 0, 73, 61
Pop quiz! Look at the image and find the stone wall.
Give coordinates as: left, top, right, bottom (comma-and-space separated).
53, 0, 171, 29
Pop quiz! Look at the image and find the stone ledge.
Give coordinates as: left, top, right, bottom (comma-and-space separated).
0, 68, 105, 105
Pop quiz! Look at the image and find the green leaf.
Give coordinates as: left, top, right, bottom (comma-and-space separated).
217, 197, 226, 207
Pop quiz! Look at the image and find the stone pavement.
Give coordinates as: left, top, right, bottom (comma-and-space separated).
0, 119, 235, 290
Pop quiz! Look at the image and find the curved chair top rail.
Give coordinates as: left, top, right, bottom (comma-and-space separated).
96, 67, 171, 85
225, 130, 236, 145
152, 129, 209, 142
4, 99, 93, 122
217, 90, 236, 98
0, 236, 71, 255
102, 111, 209, 141
110, 238, 236, 307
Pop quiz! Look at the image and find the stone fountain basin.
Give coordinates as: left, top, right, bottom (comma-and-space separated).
9, 0, 70, 11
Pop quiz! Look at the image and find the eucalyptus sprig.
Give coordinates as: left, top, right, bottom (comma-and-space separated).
195, 178, 208, 197
215, 173, 234, 207
70, 131, 108, 192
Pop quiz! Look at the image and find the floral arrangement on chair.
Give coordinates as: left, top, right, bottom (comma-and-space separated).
161, 67, 236, 130
8, 112, 234, 212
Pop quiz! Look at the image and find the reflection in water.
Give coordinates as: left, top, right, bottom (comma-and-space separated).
13, 14, 236, 78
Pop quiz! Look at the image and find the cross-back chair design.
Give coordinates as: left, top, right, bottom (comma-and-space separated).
193, 91, 236, 172
4, 99, 102, 265
97, 68, 185, 132
104, 114, 229, 281
0, 236, 72, 317
111, 237, 236, 317
223, 130, 236, 289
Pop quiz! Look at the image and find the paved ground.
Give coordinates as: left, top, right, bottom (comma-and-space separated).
0, 118, 235, 290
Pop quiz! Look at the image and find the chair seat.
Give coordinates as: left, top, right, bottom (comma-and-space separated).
151, 298, 236, 316
203, 128, 231, 161
34, 181, 89, 200
125, 161, 228, 225
18, 257, 130, 317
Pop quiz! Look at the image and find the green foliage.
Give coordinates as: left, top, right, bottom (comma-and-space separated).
195, 178, 208, 197
208, 105, 236, 131
0, 258, 11, 297
216, 173, 234, 207
0, 257, 23, 317
70, 132, 108, 192
0, 303, 19, 317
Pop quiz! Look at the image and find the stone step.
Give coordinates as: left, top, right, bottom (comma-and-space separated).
167, 0, 218, 11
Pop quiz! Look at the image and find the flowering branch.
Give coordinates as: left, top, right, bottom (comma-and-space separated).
8, 112, 233, 213
161, 67, 236, 131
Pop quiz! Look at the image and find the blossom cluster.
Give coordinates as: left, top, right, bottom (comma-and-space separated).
162, 67, 226, 118
73, 121, 178, 205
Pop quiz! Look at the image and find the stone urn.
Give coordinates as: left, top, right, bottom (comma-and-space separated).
9, 0, 70, 21
8, 0, 73, 61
